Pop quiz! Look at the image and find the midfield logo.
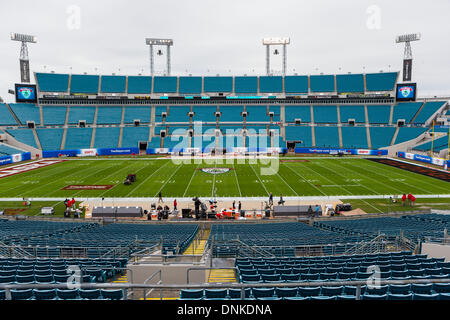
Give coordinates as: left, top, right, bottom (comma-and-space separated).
200, 168, 230, 175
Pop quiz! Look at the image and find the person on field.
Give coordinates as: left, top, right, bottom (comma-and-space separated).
173, 199, 178, 211
411, 194, 416, 206
158, 191, 163, 203
401, 194, 407, 207
238, 201, 242, 212
278, 194, 285, 206
407, 193, 412, 206
269, 193, 273, 206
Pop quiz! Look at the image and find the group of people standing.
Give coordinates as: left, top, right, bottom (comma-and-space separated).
401, 193, 416, 206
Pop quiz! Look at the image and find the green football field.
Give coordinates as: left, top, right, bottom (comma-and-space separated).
0, 157, 449, 199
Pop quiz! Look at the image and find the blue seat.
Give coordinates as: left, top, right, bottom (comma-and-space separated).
34, 289, 57, 300
282, 273, 300, 282
365, 285, 389, 295
362, 294, 387, 300
425, 268, 442, 276
321, 286, 343, 296
16, 269, 34, 277
241, 274, 261, 283
276, 268, 293, 275
338, 272, 355, 280
336, 295, 356, 300
0, 270, 16, 277
302, 273, 319, 281
0, 290, 5, 300
343, 286, 366, 296
228, 288, 251, 299
407, 263, 422, 270
285, 296, 309, 300
391, 270, 409, 278
15, 275, 34, 284
439, 293, 450, 300
356, 272, 371, 280
79, 289, 102, 300
35, 275, 55, 284
56, 289, 80, 300
275, 287, 298, 298
388, 293, 413, 300
240, 269, 258, 276
320, 272, 338, 281
204, 289, 227, 299
389, 284, 411, 295
252, 288, 275, 298
413, 293, 439, 300
180, 289, 204, 300
298, 287, 320, 297
390, 264, 406, 271
11, 289, 33, 300
433, 283, 450, 293
54, 275, 70, 283
258, 269, 275, 275
411, 283, 433, 294
408, 269, 425, 277
311, 296, 336, 300
101, 289, 123, 300
0, 275, 15, 284
53, 269, 69, 276
84, 268, 106, 283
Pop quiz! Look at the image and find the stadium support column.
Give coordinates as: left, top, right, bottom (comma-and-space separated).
149, 45, 154, 77
266, 45, 270, 76
282, 44, 287, 77
11, 33, 37, 84
395, 33, 421, 82
167, 45, 171, 76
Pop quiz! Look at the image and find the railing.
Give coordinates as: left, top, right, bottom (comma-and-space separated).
142, 269, 162, 300
1, 277, 449, 300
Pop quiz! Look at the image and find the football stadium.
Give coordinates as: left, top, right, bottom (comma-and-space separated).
0, 1, 450, 312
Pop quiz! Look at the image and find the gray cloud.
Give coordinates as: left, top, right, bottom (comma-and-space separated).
0, 0, 449, 102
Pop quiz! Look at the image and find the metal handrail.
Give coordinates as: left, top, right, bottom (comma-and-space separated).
1, 277, 449, 300
142, 269, 162, 300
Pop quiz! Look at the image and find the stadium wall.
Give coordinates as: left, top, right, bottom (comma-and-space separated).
0, 152, 32, 166
294, 148, 388, 156
397, 151, 450, 168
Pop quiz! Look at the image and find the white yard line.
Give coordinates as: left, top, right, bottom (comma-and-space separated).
232, 162, 243, 198
183, 163, 201, 198
249, 163, 270, 196
125, 161, 171, 197
153, 163, 183, 198
313, 160, 382, 195
275, 171, 299, 196
282, 163, 327, 196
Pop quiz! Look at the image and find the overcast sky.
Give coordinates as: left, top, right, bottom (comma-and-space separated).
0, 0, 449, 102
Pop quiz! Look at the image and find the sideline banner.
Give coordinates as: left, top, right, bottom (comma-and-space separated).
295, 148, 388, 156
397, 151, 449, 168
0, 152, 31, 167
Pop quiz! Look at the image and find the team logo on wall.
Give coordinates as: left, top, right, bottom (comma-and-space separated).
200, 168, 230, 175
19, 88, 33, 99
399, 86, 413, 98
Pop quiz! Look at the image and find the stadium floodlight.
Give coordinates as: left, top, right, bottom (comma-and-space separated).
263, 37, 290, 76
396, 33, 421, 82
11, 33, 37, 83
145, 38, 173, 76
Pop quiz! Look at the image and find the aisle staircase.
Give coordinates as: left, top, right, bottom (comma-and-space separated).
207, 269, 236, 283
183, 229, 210, 255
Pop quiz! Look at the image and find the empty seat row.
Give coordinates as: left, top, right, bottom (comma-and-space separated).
0, 288, 123, 300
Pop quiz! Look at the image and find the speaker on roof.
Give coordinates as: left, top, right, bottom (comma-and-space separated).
397, 120, 405, 127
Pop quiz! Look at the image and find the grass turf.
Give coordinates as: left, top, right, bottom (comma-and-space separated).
0, 157, 449, 198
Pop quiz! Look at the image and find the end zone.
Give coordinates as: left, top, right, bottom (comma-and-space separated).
0, 159, 65, 179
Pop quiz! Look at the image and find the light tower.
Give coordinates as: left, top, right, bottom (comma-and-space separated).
11, 33, 37, 83
395, 33, 421, 82
145, 38, 173, 76
263, 37, 290, 76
